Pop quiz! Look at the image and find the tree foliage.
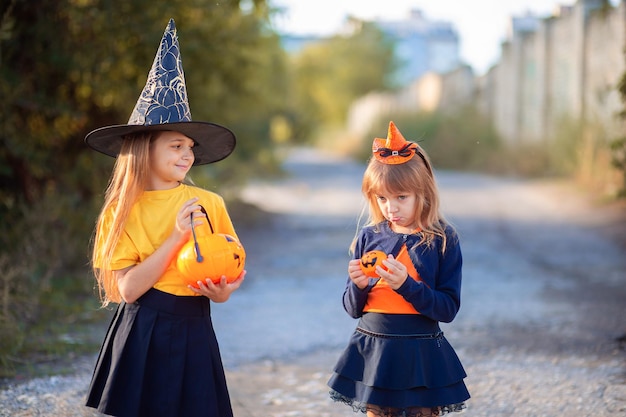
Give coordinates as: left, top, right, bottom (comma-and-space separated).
0, 0, 287, 372
289, 19, 398, 141
1, 0, 288, 202
610, 48, 626, 197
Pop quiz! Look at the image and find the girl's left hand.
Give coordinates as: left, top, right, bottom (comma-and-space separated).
378, 254, 408, 290
189, 270, 246, 302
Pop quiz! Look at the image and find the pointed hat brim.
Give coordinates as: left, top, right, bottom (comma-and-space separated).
85, 121, 236, 165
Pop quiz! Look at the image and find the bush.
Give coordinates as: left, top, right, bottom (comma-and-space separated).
352, 106, 504, 173
0, 193, 98, 377
610, 136, 626, 197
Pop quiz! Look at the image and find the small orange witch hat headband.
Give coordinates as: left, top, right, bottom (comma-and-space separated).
372, 121, 419, 165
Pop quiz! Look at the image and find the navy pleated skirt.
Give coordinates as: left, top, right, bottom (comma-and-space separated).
85, 288, 233, 417
328, 313, 469, 414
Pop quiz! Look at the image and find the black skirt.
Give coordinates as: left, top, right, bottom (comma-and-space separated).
86, 288, 233, 417
328, 313, 469, 414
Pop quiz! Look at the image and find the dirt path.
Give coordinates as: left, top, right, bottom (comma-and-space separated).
1, 147, 625, 416
227, 148, 626, 416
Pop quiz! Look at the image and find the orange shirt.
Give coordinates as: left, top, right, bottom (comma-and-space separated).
363, 244, 423, 314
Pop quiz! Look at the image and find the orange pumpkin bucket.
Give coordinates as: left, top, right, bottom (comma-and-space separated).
176, 207, 246, 286
360, 250, 388, 278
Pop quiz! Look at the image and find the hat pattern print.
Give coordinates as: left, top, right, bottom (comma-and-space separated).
129, 19, 192, 126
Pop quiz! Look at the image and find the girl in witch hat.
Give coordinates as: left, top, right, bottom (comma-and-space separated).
328, 122, 470, 417
85, 19, 243, 417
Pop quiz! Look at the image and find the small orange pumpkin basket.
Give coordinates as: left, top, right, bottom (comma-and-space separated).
359, 250, 388, 278
176, 207, 246, 287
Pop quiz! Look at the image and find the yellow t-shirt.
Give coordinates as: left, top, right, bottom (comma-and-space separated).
101, 184, 238, 296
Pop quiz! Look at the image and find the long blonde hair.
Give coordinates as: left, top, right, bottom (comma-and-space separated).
91, 132, 154, 306
355, 147, 448, 252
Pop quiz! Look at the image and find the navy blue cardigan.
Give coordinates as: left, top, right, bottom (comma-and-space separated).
343, 221, 462, 323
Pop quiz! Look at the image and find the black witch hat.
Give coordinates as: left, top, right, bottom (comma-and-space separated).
85, 19, 235, 165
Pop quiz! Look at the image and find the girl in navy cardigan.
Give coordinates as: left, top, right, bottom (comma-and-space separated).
328, 122, 470, 417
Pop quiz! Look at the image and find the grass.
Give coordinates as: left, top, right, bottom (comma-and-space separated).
0, 272, 114, 383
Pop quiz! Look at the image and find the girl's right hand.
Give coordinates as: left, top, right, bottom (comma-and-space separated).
348, 259, 369, 290
175, 197, 201, 240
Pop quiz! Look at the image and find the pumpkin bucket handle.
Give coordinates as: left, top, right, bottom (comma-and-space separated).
190, 205, 213, 262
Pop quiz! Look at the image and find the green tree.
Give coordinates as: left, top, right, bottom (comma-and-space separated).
289, 18, 398, 141
0, 0, 286, 374
1, 0, 286, 201
611, 61, 626, 197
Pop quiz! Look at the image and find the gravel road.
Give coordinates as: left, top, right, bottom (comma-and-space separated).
1, 147, 625, 416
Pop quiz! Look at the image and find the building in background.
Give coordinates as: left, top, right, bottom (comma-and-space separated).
279, 9, 461, 86
374, 9, 461, 85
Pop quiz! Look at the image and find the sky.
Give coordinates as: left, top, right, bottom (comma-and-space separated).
270, 0, 619, 75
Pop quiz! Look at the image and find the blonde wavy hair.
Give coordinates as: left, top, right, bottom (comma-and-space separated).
353, 147, 448, 253
92, 130, 198, 306
91, 132, 154, 306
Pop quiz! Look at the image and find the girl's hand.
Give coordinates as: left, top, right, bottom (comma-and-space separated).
174, 197, 202, 241
189, 270, 246, 302
378, 254, 408, 290
348, 259, 369, 290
